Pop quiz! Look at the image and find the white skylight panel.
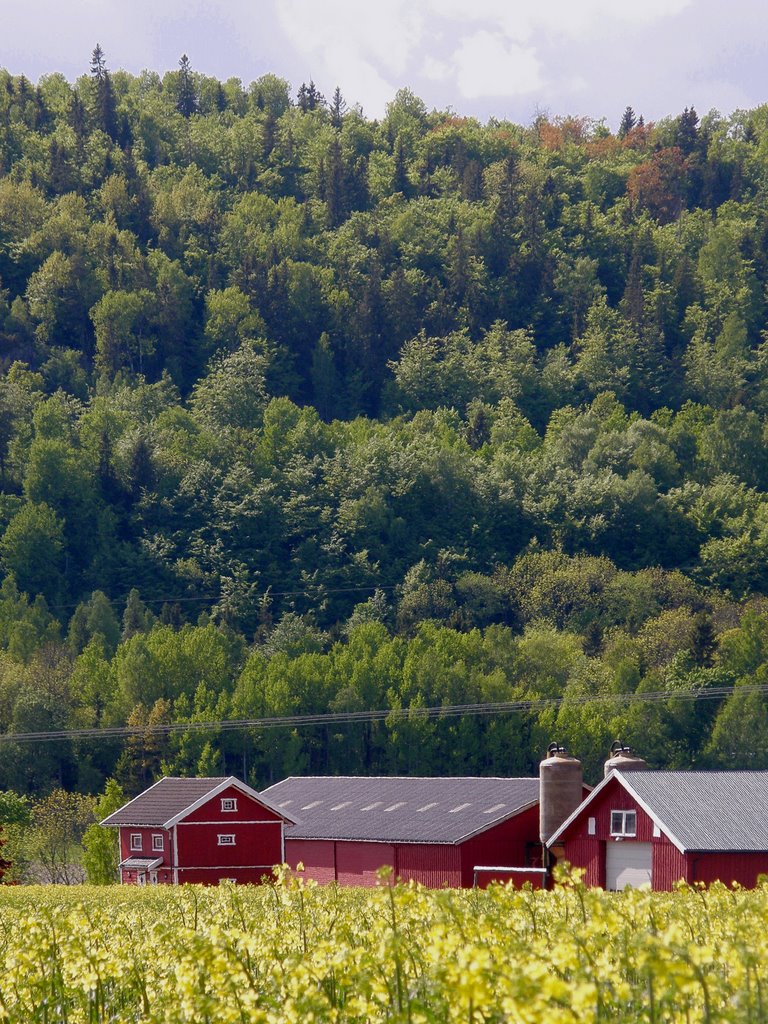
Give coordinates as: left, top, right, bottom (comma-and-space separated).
484, 803, 506, 814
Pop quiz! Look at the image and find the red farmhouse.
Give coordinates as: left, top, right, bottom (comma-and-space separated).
261, 775, 549, 888
102, 776, 294, 885
548, 769, 768, 890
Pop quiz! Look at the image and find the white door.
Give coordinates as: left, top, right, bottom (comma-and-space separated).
605, 842, 652, 890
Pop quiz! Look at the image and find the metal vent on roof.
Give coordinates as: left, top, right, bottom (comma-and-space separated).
484, 803, 506, 814
384, 802, 406, 812
449, 802, 472, 813
301, 800, 323, 810
417, 802, 438, 812
330, 801, 352, 811
361, 801, 383, 811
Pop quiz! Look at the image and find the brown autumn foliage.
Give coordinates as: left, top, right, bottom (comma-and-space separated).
627, 146, 687, 223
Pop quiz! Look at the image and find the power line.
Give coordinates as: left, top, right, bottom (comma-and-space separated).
47, 582, 399, 614
0, 683, 762, 746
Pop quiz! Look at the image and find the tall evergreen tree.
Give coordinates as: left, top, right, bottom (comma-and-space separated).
618, 106, 636, 139
676, 106, 699, 154
330, 86, 346, 129
176, 54, 197, 118
89, 43, 118, 141
297, 79, 324, 112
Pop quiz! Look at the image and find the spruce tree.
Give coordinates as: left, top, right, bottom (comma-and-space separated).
176, 54, 197, 117
297, 79, 324, 112
618, 105, 636, 139
89, 43, 118, 141
330, 86, 346, 129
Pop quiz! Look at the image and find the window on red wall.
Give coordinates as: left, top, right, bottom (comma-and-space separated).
152, 834, 164, 851
217, 834, 236, 846
610, 811, 637, 836
130, 833, 142, 851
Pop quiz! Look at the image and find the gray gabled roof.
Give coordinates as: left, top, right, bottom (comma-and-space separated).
102, 776, 294, 829
260, 776, 540, 845
549, 770, 768, 853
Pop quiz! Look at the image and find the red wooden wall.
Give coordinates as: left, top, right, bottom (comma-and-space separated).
283, 807, 542, 889
560, 778, 687, 890
119, 785, 285, 886
559, 776, 768, 891
688, 852, 768, 888
460, 804, 542, 887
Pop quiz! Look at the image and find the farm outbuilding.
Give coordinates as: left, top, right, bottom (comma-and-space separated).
261, 775, 552, 888
548, 769, 768, 890
102, 776, 294, 885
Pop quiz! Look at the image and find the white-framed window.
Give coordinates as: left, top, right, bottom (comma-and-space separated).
221, 797, 238, 812
587, 816, 596, 836
130, 833, 143, 851
217, 833, 236, 846
610, 810, 637, 837
152, 833, 164, 851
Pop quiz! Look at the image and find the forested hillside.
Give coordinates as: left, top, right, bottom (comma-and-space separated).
2, 51, 768, 797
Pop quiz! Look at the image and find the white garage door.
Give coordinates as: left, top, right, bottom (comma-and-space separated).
606, 842, 652, 890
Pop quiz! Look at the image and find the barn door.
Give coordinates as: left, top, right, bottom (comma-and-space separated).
605, 842, 652, 890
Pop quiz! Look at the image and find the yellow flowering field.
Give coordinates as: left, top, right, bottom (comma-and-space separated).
0, 869, 766, 1023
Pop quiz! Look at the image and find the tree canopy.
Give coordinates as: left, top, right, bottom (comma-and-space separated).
2, 54, 768, 795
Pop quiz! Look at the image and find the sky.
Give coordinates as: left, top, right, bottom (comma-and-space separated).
0, 0, 766, 130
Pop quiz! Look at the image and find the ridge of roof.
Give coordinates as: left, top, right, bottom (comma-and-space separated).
548, 769, 768, 853
265, 775, 541, 844
102, 775, 296, 828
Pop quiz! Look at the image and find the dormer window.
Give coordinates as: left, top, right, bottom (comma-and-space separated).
610, 810, 637, 837
221, 797, 237, 812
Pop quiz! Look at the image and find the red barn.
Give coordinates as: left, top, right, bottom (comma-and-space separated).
548, 769, 768, 890
102, 776, 294, 885
261, 776, 549, 888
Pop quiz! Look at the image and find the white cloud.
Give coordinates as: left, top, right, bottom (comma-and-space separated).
422, 56, 452, 82
275, 1, 423, 78
427, 0, 693, 41
270, 0, 694, 115
453, 31, 543, 98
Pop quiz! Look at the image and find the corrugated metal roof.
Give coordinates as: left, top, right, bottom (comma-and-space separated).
119, 856, 163, 870
260, 776, 540, 844
621, 771, 768, 853
102, 777, 232, 827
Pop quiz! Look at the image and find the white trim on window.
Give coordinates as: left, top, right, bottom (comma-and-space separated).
610, 810, 637, 837
152, 833, 164, 851
587, 816, 596, 836
130, 833, 143, 851
221, 797, 238, 812
217, 833, 236, 846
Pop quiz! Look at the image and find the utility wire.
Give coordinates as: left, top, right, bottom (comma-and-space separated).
47, 582, 398, 614
0, 683, 762, 746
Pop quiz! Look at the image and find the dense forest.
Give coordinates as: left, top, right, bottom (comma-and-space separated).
1, 50, 768, 803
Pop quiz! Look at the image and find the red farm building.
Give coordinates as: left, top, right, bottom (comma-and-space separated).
548, 769, 768, 890
102, 776, 294, 885
260, 775, 553, 888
